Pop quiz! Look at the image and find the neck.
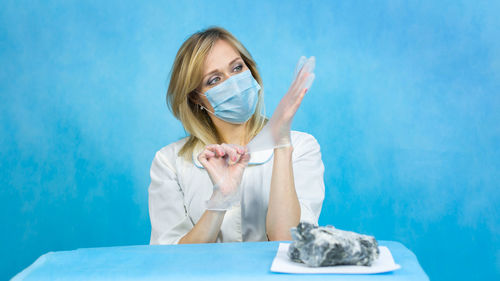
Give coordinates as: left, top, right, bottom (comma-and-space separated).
212, 119, 248, 146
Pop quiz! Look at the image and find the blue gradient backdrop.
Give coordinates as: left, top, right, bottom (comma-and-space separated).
1, 1, 499, 280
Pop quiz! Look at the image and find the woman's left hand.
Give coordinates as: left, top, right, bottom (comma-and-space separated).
247, 56, 315, 152
271, 56, 316, 147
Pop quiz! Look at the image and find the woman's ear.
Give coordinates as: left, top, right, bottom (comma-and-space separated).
188, 90, 204, 109
188, 90, 199, 103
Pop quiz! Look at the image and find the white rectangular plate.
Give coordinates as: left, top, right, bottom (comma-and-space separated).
271, 243, 401, 274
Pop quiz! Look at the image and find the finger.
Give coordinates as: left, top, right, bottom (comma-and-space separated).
228, 144, 244, 158
206, 144, 225, 157
294, 71, 315, 94
292, 87, 308, 110
288, 72, 311, 102
205, 144, 218, 155
300, 56, 316, 74
214, 144, 226, 157
303, 72, 315, 90
238, 145, 249, 156
232, 144, 246, 155
236, 152, 251, 166
198, 148, 215, 160
197, 150, 215, 167
221, 143, 240, 163
292, 56, 315, 86
294, 56, 315, 86
290, 67, 308, 91
294, 56, 307, 79
283, 84, 310, 121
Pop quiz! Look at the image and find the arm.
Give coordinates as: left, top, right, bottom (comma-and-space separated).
266, 133, 325, 241
254, 57, 319, 240
178, 210, 226, 244
149, 148, 231, 244
179, 143, 249, 244
149, 149, 194, 245
266, 146, 301, 241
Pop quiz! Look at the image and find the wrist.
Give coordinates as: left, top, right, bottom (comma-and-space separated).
274, 145, 294, 153
205, 209, 227, 215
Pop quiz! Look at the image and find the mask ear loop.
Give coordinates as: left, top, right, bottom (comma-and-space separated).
193, 90, 217, 116
199, 104, 216, 116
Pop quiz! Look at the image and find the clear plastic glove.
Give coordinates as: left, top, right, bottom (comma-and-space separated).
247, 56, 316, 152
197, 143, 250, 211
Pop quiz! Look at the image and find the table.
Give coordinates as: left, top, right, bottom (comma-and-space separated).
12, 241, 429, 280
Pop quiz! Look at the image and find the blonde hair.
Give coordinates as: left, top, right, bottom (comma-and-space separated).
166, 26, 267, 162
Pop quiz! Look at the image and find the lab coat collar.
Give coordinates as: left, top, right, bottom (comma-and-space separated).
192, 145, 274, 169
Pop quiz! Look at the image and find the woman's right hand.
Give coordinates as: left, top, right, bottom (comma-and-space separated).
197, 143, 250, 210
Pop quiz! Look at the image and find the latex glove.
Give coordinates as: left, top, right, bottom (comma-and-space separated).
247, 56, 316, 152
197, 143, 250, 210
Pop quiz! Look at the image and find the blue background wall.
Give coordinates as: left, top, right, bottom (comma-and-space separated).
1, 0, 499, 280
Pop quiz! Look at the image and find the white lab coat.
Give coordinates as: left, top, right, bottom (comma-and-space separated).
148, 130, 325, 244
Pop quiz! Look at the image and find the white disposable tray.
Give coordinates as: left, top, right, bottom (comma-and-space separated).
271, 243, 401, 274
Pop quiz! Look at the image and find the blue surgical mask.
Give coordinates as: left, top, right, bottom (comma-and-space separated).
201, 70, 261, 124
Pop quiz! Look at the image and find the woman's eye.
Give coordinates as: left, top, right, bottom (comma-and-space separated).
207, 77, 220, 86
233, 64, 243, 72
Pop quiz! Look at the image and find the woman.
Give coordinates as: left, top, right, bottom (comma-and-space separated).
148, 26, 325, 244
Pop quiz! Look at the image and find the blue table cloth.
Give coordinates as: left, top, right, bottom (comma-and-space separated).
12, 240, 428, 280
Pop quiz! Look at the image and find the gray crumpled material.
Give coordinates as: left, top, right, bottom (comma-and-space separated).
288, 222, 380, 267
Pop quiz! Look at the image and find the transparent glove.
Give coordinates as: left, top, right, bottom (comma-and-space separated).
197, 143, 250, 211
247, 56, 316, 152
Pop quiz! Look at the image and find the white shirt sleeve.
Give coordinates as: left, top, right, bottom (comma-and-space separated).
148, 148, 193, 245
292, 132, 326, 225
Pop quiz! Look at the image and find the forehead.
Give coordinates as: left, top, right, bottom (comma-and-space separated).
203, 39, 240, 74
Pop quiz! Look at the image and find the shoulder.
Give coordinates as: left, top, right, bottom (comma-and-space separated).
290, 130, 322, 157
291, 130, 320, 148
154, 137, 189, 165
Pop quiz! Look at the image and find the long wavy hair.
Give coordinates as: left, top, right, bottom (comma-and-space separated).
166, 26, 267, 162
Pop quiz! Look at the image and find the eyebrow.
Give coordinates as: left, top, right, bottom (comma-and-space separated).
203, 57, 242, 81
